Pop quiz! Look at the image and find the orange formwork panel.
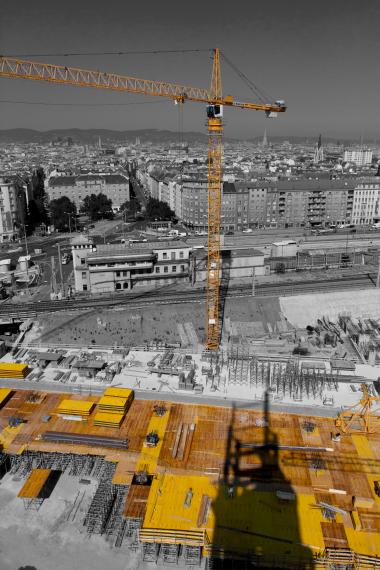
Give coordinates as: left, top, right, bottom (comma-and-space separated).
18, 468, 52, 498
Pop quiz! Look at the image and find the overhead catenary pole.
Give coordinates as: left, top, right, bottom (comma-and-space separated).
57, 243, 64, 296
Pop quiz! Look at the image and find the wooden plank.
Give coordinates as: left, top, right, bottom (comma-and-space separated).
177, 424, 189, 461
172, 423, 183, 459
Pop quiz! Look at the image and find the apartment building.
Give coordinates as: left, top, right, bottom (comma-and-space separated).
47, 173, 130, 210
72, 236, 191, 293
351, 179, 380, 225
141, 168, 380, 229
343, 149, 373, 166
0, 178, 26, 242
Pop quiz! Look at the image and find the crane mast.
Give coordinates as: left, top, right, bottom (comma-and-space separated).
0, 50, 286, 351
206, 49, 223, 350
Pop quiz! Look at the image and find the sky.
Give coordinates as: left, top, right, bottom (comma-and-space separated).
0, 0, 379, 140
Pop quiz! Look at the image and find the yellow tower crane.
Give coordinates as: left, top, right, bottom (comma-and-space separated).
0, 49, 286, 350
335, 383, 380, 434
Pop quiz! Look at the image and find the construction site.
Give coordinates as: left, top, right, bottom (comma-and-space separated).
0, 382, 380, 570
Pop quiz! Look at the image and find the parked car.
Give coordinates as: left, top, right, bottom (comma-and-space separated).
242, 228, 253, 234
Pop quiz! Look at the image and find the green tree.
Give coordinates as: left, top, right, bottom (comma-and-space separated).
49, 196, 77, 231
81, 193, 114, 221
146, 197, 175, 221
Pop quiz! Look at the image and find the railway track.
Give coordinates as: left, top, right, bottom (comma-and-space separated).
0, 273, 375, 319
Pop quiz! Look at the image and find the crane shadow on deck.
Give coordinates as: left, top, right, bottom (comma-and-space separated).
209, 392, 314, 569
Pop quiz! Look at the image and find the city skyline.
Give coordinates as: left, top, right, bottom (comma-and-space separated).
1, 0, 380, 139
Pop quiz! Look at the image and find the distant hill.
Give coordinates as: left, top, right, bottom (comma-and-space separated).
0, 128, 208, 144
0, 128, 370, 146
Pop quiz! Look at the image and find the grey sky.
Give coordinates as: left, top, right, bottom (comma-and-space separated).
0, 0, 379, 140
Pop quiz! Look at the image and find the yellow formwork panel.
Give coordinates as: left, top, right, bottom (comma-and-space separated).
351, 434, 375, 459
143, 475, 324, 560
56, 399, 94, 414
0, 363, 28, 372
345, 526, 380, 557
136, 410, 171, 474
98, 396, 128, 408
93, 411, 125, 427
0, 388, 12, 406
104, 387, 134, 400
0, 422, 24, 450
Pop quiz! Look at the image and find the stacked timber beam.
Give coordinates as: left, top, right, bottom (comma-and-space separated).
0, 362, 28, 379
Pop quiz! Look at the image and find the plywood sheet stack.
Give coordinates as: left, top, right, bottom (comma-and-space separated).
93, 387, 134, 428
0, 362, 29, 379
55, 399, 94, 418
93, 411, 125, 428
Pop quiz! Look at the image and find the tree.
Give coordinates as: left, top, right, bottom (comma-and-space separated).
49, 197, 77, 231
146, 197, 175, 221
29, 167, 48, 226
81, 193, 114, 221
275, 262, 286, 274
120, 198, 140, 217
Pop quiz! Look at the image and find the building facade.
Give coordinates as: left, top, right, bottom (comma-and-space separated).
47, 173, 130, 210
0, 178, 26, 242
343, 149, 373, 166
351, 179, 380, 225
72, 237, 191, 293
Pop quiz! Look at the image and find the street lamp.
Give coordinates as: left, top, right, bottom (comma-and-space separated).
64, 211, 75, 234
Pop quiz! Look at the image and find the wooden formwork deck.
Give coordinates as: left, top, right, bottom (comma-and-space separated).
0, 389, 380, 559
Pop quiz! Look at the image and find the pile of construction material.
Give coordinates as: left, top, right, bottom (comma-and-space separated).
148, 351, 193, 376
93, 387, 134, 428
55, 399, 94, 420
0, 362, 29, 379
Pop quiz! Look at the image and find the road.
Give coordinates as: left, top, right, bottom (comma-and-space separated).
0, 377, 338, 417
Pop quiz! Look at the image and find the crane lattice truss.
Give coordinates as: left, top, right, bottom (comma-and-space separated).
0, 50, 286, 350
335, 383, 380, 434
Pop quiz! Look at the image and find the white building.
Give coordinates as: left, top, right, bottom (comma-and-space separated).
351, 179, 380, 225
344, 149, 373, 166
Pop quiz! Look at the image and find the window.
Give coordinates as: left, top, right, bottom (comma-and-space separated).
83, 284, 87, 291
123, 282, 128, 289
179, 251, 184, 259
123, 271, 127, 276
155, 267, 160, 273
172, 266, 177, 272
80, 258, 86, 265
116, 282, 121, 290
180, 265, 185, 272
82, 272, 86, 279
163, 252, 168, 259
171, 252, 176, 260
164, 266, 168, 273
116, 271, 121, 277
